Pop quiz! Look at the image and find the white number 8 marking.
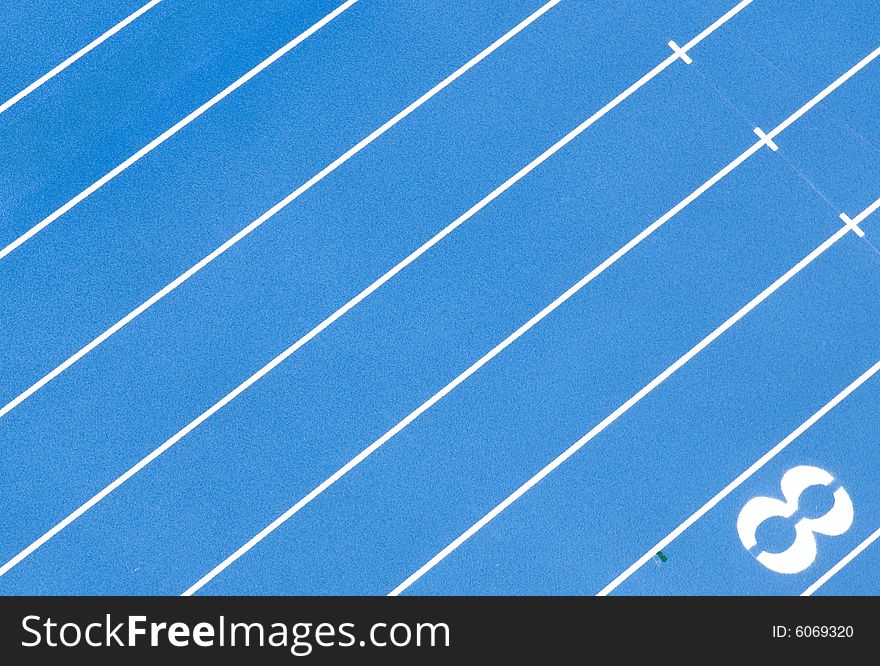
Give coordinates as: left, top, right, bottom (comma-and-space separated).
737, 465, 853, 574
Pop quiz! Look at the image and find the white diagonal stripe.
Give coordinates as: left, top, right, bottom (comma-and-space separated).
0, 0, 164, 116
0, 0, 360, 262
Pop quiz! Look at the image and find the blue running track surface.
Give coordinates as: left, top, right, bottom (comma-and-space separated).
1, 0, 879, 595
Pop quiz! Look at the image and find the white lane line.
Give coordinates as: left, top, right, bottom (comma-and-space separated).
177, 1, 758, 596
391, 194, 880, 596
0, 0, 164, 116
0, 0, 564, 420
184, 136, 761, 596
0, 0, 359, 262
597, 195, 880, 596
680, 0, 753, 53
767, 45, 880, 140
0, 0, 753, 584
803, 527, 880, 596
0, 0, 572, 579
850, 191, 880, 226
602, 357, 880, 596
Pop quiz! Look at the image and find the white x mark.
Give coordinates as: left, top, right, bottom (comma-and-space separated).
753, 127, 779, 151
840, 212, 865, 237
